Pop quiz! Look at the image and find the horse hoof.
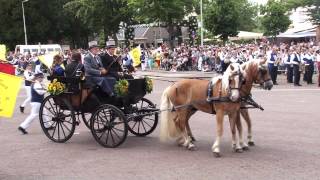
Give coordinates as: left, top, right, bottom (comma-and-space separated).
191, 136, 196, 142
213, 152, 221, 158
235, 148, 243, 153
248, 141, 255, 146
187, 144, 197, 151
242, 146, 249, 151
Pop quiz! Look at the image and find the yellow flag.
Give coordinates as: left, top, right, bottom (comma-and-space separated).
0, 72, 23, 118
0, 44, 6, 61
38, 52, 59, 68
129, 47, 141, 67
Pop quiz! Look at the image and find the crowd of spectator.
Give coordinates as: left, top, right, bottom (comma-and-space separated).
4, 41, 320, 87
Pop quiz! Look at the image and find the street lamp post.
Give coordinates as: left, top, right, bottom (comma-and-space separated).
22, 0, 29, 45
200, 0, 203, 46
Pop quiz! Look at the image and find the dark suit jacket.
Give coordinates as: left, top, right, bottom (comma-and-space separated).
65, 61, 84, 77
100, 52, 122, 79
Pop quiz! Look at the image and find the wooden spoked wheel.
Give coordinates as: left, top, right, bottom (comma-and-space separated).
90, 104, 128, 148
39, 95, 76, 143
127, 98, 158, 137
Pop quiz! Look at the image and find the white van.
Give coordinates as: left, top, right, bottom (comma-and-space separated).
15, 44, 62, 55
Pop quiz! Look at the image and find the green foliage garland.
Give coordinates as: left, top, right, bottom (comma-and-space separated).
114, 79, 129, 97
145, 77, 153, 94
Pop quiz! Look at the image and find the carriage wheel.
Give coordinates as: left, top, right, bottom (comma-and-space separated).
127, 98, 158, 137
39, 95, 76, 143
90, 104, 128, 148
81, 112, 92, 129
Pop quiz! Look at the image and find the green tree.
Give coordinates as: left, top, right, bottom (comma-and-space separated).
260, 0, 291, 39
0, 0, 90, 49
128, 0, 196, 49
64, 0, 133, 46
204, 0, 241, 43
285, 0, 320, 24
0, 0, 24, 49
284, 0, 320, 42
237, 0, 259, 32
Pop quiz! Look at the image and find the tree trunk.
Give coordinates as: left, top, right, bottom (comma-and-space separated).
316, 25, 320, 44
177, 26, 183, 45
104, 25, 109, 46
112, 33, 118, 47
167, 24, 175, 50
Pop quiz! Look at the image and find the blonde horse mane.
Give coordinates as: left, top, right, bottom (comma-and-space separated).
221, 63, 242, 92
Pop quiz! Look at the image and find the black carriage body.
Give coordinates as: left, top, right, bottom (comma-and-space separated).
49, 76, 147, 110
40, 76, 158, 148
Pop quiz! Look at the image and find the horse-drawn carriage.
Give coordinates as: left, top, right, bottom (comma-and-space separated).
39, 76, 159, 148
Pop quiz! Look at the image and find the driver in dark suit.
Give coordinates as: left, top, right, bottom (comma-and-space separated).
83, 45, 116, 96
100, 45, 123, 80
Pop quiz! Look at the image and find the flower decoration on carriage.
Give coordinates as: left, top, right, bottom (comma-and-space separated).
114, 79, 129, 97
145, 77, 153, 94
47, 79, 66, 95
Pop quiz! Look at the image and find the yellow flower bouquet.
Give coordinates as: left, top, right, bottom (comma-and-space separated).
114, 79, 129, 97
47, 79, 66, 95
145, 77, 153, 94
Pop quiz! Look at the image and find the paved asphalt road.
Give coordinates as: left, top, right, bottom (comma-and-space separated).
0, 72, 320, 180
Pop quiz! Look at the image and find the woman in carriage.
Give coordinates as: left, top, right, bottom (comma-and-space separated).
50, 54, 65, 76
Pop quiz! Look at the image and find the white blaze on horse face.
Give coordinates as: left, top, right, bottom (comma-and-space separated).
229, 64, 241, 102
230, 78, 240, 102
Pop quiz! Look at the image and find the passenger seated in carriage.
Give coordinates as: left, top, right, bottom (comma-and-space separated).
50, 55, 65, 76
65, 52, 84, 78
100, 45, 134, 80
83, 44, 116, 97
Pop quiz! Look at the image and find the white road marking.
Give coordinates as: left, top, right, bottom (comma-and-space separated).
252, 88, 320, 92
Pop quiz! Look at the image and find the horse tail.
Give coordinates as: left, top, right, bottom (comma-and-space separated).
160, 86, 180, 142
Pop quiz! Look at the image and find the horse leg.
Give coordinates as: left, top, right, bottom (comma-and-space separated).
176, 130, 196, 151
236, 111, 249, 151
186, 110, 197, 142
229, 112, 243, 153
175, 110, 196, 151
212, 110, 224, 157
240, 109, 254, 146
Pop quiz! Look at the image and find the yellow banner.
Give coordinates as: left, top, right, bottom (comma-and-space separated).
0, 45, 6, 61
38, 52, 60, 68
129, 47, 141, 67
0, 72, 23, 118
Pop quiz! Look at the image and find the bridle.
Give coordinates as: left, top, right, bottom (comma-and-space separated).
228, 68, 245, 93
257, 65, 271, 85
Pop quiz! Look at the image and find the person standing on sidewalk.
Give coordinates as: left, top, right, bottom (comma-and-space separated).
18, 73, 52, 134
316, 50, 320, 87
303, 48, 315, 84
267, 47, 279, 85
285, 49, 293, 83
19, 64, 34, 113
291, 48, 302, 86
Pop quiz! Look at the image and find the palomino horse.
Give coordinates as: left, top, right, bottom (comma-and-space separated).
235, 58, 273, 149
185, 58, 273, 153
160, 63, 244, 157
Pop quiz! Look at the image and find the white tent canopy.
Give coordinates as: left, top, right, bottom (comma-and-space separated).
277, 27, 316, 38
229, 31, 264, 41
